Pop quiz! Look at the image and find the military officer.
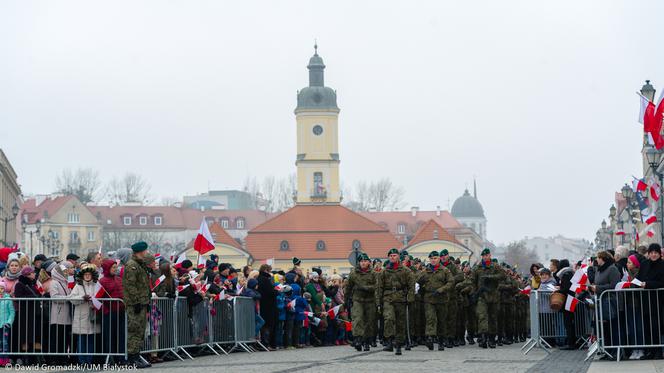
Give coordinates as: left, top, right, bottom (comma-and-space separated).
345, 253, 378, 351
472, 248, 503, 348
412, 258, 426, 345
419, 250, 453, 351
440, 249, 463, 348
122, 241, 152, 368
376, 248, 415, 355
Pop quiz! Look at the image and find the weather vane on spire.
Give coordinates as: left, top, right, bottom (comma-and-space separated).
314, 39, 318, 55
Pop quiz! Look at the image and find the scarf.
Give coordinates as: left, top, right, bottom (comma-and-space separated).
433, 264, 440, 271
389, 261, 400, 270
4, 271, 20, 281
482, 260, 491, 268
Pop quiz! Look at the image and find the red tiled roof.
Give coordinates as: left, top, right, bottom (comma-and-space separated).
208, 222, 242, 249
359, 210, 462, 243
246, 205, 402, 260
406, 219, 461, 247
21, 196, 74, 224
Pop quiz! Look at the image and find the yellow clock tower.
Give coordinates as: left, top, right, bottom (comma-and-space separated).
294, 45, 341, 205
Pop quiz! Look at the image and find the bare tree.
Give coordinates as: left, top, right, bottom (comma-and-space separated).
159, 196, 181, 206
106, 172, 152, 205
243, 174, 295, 212
504, 240, 541, 275
54, 168, 102, 204
344, 178, 406, 212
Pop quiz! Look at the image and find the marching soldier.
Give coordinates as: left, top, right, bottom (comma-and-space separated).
456, 261, 474, 345
345, 253, 377, 352
459, 261, 478, 344
498, 264, 518, 345
472, 248, 503, 349
122, 241, 152, 368
401, 253, 416, 350
376, 248, 415, 355
412, 258, 426, 345
419, 250, 453, 351
440, 249, 463, 348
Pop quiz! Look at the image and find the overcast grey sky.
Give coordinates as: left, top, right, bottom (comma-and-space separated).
2, 1, 663, 245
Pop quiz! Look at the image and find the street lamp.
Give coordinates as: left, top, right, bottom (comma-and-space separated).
645, 145, 664, 244
0, 202, 19, 246
609, 205, 616, 219
641, 80, 656, 102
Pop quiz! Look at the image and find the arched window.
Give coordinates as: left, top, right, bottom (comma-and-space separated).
280, 240, 289, 251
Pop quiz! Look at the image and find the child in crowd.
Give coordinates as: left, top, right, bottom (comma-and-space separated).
0, 280, 14, 366
241, 279, 263, 339
274, 278, 288, 350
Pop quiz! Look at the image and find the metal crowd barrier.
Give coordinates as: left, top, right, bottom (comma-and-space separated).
522, 290, 594, 355
140, 297, 182, 360
594, 288, 664, 361
0, 297, 127, 363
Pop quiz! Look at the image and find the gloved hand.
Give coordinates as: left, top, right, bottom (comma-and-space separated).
376, 305, 382, 316
82, 295, 91, 302
133, 304, 143, 314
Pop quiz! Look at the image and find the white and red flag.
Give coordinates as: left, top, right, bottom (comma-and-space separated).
67, 275, 75, 289
91, 283, 105, 310
615, 281, 632, 290
175, 252, 187, 265
564, 295, 579, 312
519, 286, 531, 296
152, 275, 166, 290
177, 284, 190, 293
194, 219, 215, 255
287, 299, 296, 311
634, 177, 649, 193
36, 280, 45, 295
327, 304, 342, 319
198, 255, 206, 269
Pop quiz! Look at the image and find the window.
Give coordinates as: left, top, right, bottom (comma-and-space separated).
236, 217, 245, 229
87, 231, 95, 242
352, 240, 361, 250
139, 216, 147, 225
280, 240, 290, 251
123, 216, 132, 225
67, 213, 80, 223
70, 231, 79, 242
313, 172, 324, 195
154, 216, 162, 225
316, 240, 326, 251
397, 224, 406, 235
52, 231, 59, 240
312, 125, 323, 136
221, 218, 229, 229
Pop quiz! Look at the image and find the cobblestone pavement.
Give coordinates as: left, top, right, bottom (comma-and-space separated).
147, 343, 551, 373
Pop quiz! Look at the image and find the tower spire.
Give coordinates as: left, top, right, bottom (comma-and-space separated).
473, 177, 477, 199
314, 39, 318, 55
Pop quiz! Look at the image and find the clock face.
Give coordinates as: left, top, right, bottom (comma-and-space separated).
312, 125, 323, 136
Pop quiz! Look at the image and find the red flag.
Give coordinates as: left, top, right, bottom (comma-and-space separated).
194, 219, 215, 255
633, 178, 649, 193
327, 304, 342, 319
91, 283, 105, 310
152, 275, 166, 290
615, 281, 632, 290
344, 320, 352, 332
645, 214, 657, 225
175, 252, 187, 265
615, 229, 626, 236
36, 280, 45, 295
564, 295, 578, 312
177, 284, 190, 293
67, 275, 75, 289
197, 255, 206, 269
519, 286, 531, 296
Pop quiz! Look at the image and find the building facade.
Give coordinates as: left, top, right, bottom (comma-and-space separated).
183, 190, 255, 210
0, 149, 21, 247
451, 182, 488, 241
21, 196, 103, 259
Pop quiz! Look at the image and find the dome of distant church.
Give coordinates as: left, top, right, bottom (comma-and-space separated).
451, 189, 485, 218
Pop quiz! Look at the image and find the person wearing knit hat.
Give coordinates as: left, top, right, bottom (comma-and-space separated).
122, 242, 152, 368
626, 254, 640, 281
13, 263, 42, 354
378, 244, 415, 355
347, 251, 377, 351
292, 257, 301, 267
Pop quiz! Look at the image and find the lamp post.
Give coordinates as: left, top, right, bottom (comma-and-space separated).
0, 202, 19, 246
645, 145, 664, 244
20, 219, 41, 257
621, 183, 638, 246
609, 204, 617, 247
40, 229, 61, 257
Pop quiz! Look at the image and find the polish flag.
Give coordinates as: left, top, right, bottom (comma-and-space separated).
36, 280, 45, 295
519, 286, 531, 296
651, 182, 661, 202
177, 284, 190, 293
67, 275, 75, 289
91, 283, 105, 310
287, 299, 296, 311
615, 281, 632, 290
311, 316, 321, 326
175, 252, 187, 265
213, 289, 226, 301
634, 177, 649, 193
154, 253, 162, 264
194, 219, 215, 255
152, 275, 166, 290
303, 316, 309, 328
564, 295, 578, 312
344, 320, 352, 332
197, 255, 206, 269
327, 304, 342, 319
304, 311, 314, 318
615, 229, 626, 236
570, 283, 586, 294
645, 214, 657, 225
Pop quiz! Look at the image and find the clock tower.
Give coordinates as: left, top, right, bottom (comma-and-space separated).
294, 45, 341, 204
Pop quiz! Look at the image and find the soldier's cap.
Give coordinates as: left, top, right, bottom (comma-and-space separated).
383, 260, 389, 267
358, 253, 370, 262
292, 257, 301, 266
372, 258, 382, 264
131, 241, 148, 253
439, 249, 449, 256
66, 253, 80, 261
462, 261, 469, 267
387, 248, 400, 256
449, 256, 455, 261
481, 248, 491, 256
400, 249, 409, 256
413, 258, 422, 264
491, 258, 498, 263
428, 250, 439, 258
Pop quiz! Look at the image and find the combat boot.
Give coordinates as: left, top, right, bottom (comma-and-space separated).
129, 354, 151, 369
488, 335, 496, 349
503, 335, 513, 345
355, 339, 363, 351
445, 338, 454, 348
395, 343, 402, 356
437, 337, 445, 351
497, 335, 503, 346
459, 337, 466, 346
467, 334, 475, 345
425, 337, 434, 351
382, 340, 394, 352
453, 338, 460, 347
478, 334, 488, 349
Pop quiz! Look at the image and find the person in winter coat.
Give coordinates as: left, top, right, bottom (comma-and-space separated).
98, 259, 125, 360
13, 266, 43, 358
289, 283, 308, 348
241, 278, 264, 338
555, 259, 576, 350
2, 259, 21, 296
275, 277, 287, 349
257, 264, 277, 349
590, 251, 621, 360
0, 280, 15, 366
49, 262, 74, 364
636, 244, 664, 359
70, 263, 101, 364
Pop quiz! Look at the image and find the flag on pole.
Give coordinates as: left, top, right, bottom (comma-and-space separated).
194, 219, 215, 255
197, 255, 206, 269
152, 275, 166, 290
175, 252, 187, 265
633, 177, 649, 193
91, 283, 105, 310
564, 295, 578, 312
177, 284, 190, 293
327, 304, 342, 319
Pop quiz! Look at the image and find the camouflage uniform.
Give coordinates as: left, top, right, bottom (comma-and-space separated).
456, 270, 475, 344
376, 262, 415, 352
413, 268, 426, 343
345, 266, 377, 348
472, 260, 503, 348
497, 269, 518, 345
419, 263, 453, 349
122, 254, 151, 355
442, 260, 463, 346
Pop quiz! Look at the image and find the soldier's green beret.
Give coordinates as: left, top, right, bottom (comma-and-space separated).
387, 248, 399, 256
358, 253, 370, 261
449, 256, 455, 261
462, 261, 469, 267
383, 260, 389, 267
400, 249, 409, 256
131, 241, 148, 253
481, 248, 491, 256
491, 258, 498, 263
373, 258, 382, 264
292, 257, 301, 266
428, 251, 439, 258
440, 249, 449, 256
413, 258, 422, 264
505, 264, 512, 269
408, 255, 413, 261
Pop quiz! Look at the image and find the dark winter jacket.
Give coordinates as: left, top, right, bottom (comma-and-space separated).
637, 258, 664, 289
257, 271, 277, 327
